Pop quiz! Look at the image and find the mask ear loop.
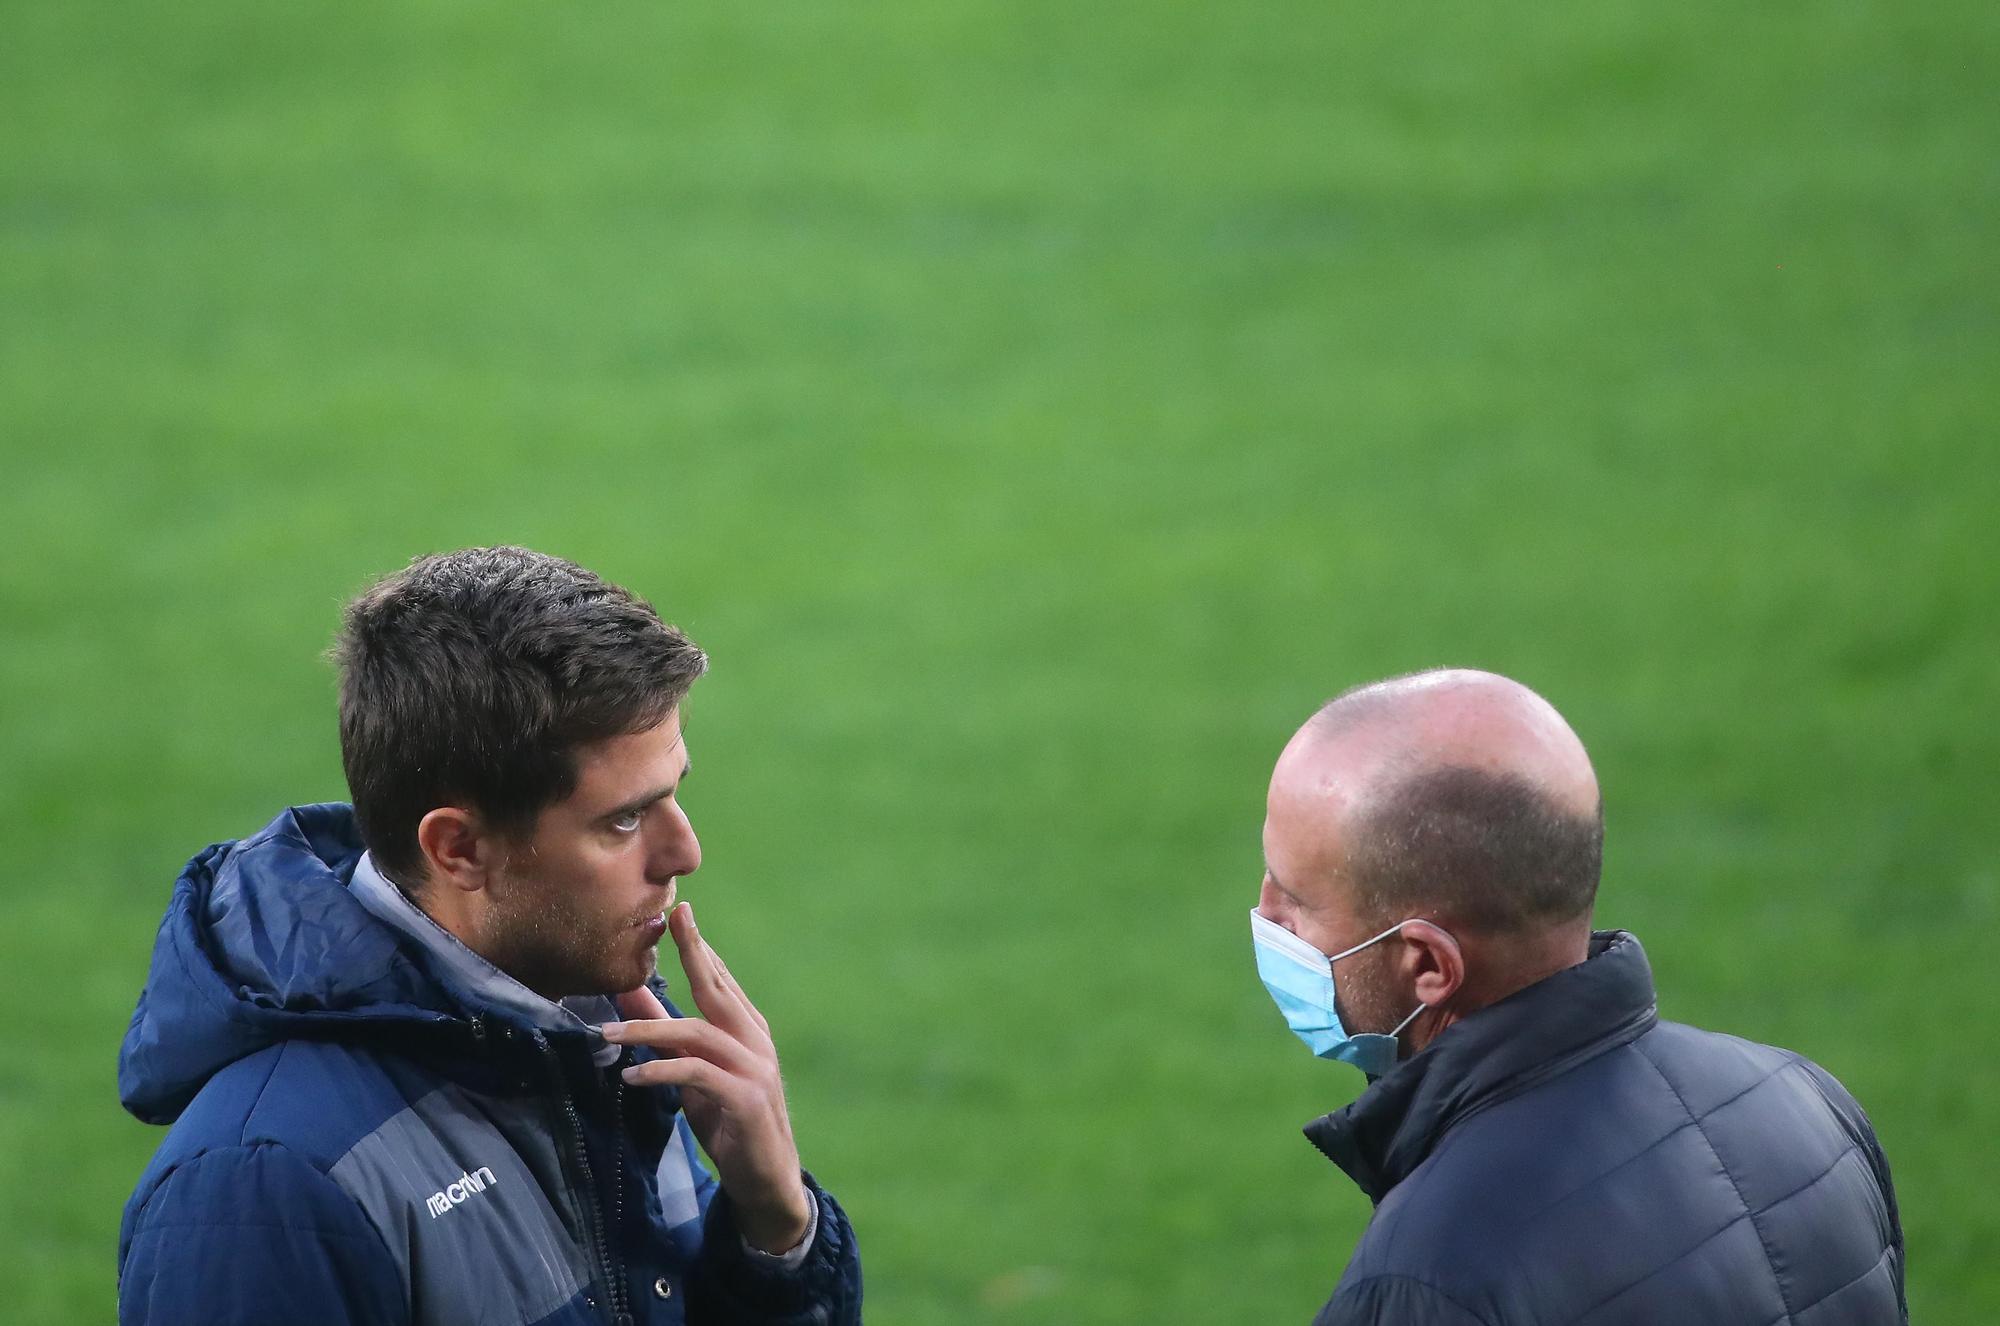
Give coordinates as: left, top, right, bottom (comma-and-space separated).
1326, 918, 1414, 964
1387, 1001, 1428, 1039
1386, 918, 1465, 1044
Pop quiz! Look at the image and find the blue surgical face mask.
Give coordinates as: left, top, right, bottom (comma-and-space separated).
1251, 909, 1429, 1076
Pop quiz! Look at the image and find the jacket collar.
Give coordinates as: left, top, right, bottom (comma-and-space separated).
1304, 929, 1658, 1204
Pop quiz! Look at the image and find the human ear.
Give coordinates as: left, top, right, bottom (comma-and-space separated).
415, 807, 495, 894
1399, 920, 1466, 1009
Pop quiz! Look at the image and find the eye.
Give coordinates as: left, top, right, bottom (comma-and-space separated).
609, 808, 644, 834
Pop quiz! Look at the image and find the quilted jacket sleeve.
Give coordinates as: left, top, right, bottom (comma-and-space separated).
120, 1143, 405, 1326
1316, 1274, 1492, 1326
684, 1170, 862, 1325
1799, 1058, 1909, 1320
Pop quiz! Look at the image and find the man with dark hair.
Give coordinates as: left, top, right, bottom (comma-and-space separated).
1252, 668, 1904, 1325
119, 547, 861, 1326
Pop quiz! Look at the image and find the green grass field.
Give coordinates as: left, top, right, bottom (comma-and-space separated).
4, 1, 1996, 1321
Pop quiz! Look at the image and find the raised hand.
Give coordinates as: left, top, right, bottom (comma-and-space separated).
602, 902, 813, 1254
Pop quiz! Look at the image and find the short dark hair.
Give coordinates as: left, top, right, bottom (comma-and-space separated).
1345, 767, 1603, 934
331, 547, 708, 887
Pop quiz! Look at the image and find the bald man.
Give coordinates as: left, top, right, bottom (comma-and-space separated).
1253, 670, 1905, 1326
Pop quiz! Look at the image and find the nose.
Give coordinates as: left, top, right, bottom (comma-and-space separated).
648, 800, 702, 883
1256, 872, 1285, 923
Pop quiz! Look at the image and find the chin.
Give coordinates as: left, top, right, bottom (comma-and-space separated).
599, 948, 657, 996
627, 952, 659, 991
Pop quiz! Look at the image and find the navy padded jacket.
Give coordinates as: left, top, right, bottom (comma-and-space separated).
1308, 931, 1904, 1326
118, 804, 862, 1326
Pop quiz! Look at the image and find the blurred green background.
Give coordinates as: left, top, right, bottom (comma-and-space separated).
3, 0, 1995, 1321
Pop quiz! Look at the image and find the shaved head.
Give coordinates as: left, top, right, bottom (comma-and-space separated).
1275, 669, 1603, 936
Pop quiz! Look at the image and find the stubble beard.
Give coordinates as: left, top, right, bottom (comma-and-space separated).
482, 861, 650, 1000
1334, 946, 1407, 1038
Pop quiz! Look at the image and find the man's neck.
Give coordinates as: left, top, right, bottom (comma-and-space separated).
387, 866, 486, 958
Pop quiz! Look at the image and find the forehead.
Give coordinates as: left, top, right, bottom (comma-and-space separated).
1263, 729, 1361, 895
567, 714, 688, 805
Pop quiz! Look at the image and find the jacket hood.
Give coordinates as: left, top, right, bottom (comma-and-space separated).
119, 804, 469, 1125
1305, 928, 1659, 1203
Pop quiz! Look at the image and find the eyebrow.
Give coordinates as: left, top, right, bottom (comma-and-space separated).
1265, 862, 1299, 901
602, 760, 691, 821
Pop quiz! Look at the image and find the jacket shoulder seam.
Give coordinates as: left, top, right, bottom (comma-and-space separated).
234, 1038, 295, 1147
130, 1140, 372, 1236
126, 1045, 289, 1235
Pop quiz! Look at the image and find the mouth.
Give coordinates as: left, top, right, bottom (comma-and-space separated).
633, 880, 678, 940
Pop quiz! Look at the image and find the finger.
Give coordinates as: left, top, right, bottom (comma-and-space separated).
664, 902, 719, 1004
686, 907, 766, 1033
668, 903, 758, 1036
621, 1054, 736, 1097
600, 1015, 758, 1074
703, 943, 772, 1038
616, 983, 671, 1022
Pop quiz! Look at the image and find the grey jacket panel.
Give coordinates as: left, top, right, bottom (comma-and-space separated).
329, 1085, 595, 1326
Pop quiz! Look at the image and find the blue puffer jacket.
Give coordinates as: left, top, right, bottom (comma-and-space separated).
1308, 931, 1904, 1325
118, 804, 862, 1326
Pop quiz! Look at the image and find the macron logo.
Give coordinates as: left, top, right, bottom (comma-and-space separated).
425, 1166, 499, 1219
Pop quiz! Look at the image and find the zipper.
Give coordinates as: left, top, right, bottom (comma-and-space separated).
609, 1072, 628, 1314
534, 1031, 630, 1325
